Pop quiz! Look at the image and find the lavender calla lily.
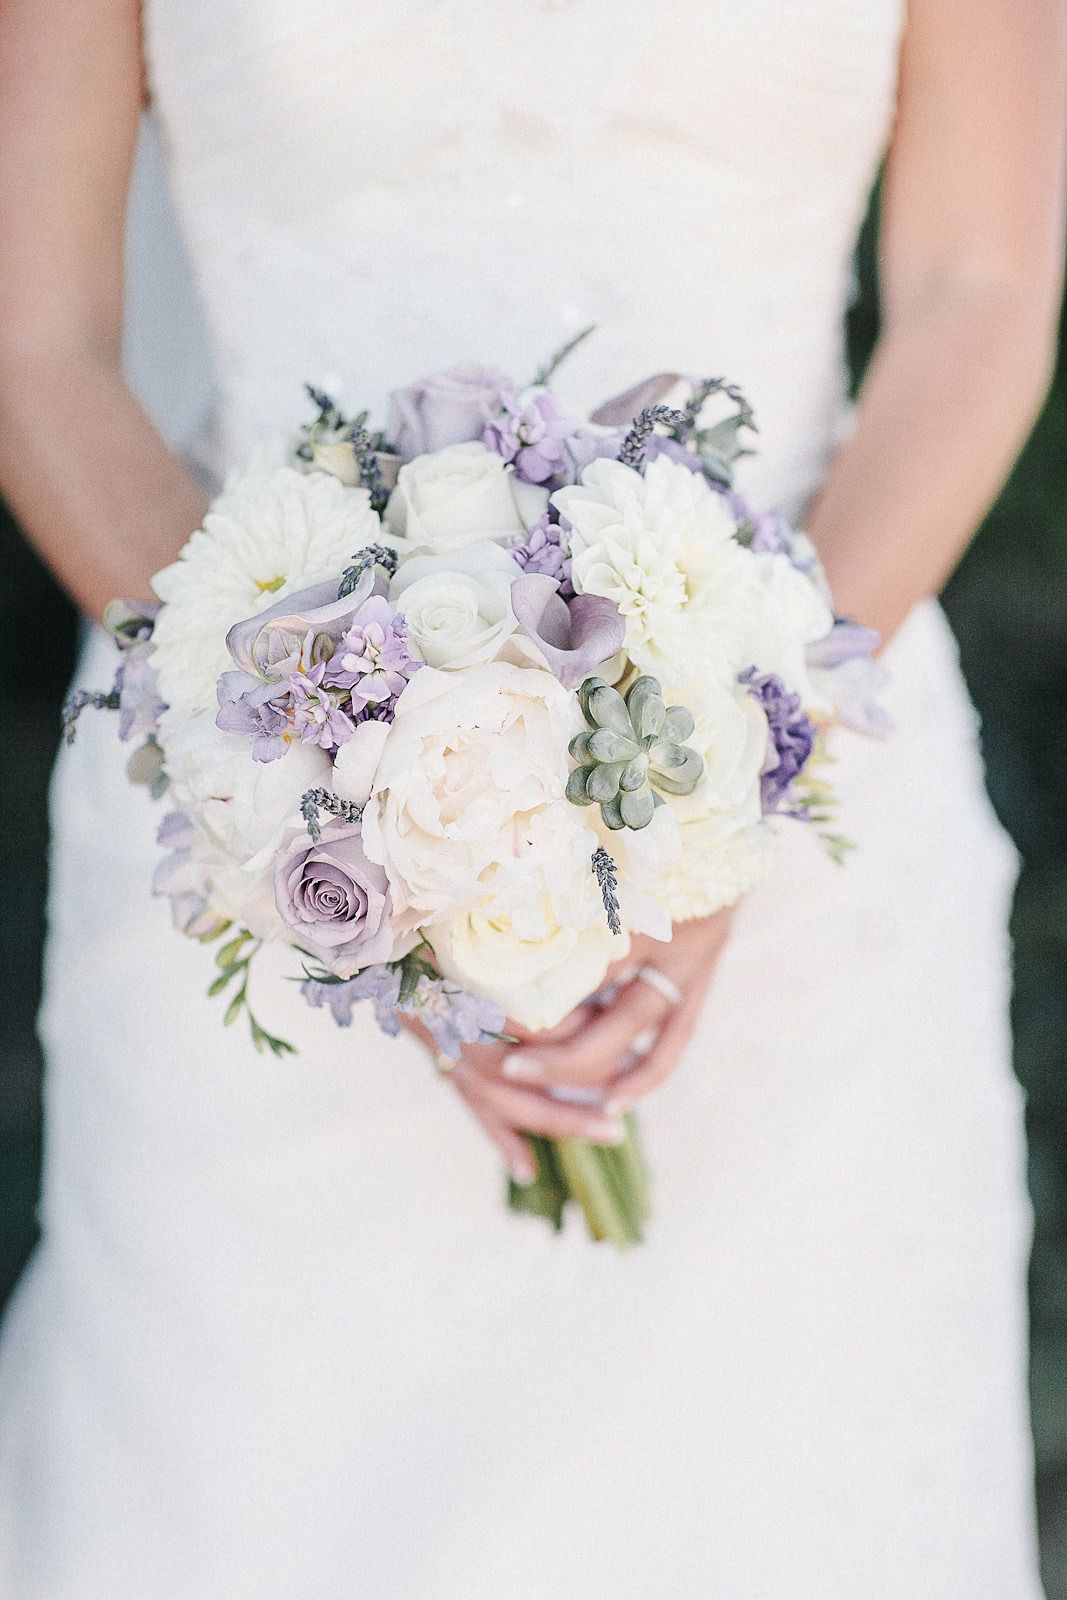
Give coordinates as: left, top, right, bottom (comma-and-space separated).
589, 372, 688, 427
510, 572, 624, 690
225, 569, 377, 681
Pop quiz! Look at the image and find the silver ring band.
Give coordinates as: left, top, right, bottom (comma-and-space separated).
634, 964, 683, 1009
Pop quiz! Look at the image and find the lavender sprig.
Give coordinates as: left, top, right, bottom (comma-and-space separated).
674, 376, 757, 441
299, 788, 364, 844
591, 845, 623, 937
300, 385, 389, 511
61, 687, 120, 745
337, 542, 399, 599
618, 406, 689, 470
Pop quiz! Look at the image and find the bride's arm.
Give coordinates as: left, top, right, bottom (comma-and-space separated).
0, 0, 206, 620
810, 0, 1066, 642
489, 0, 1067, 1114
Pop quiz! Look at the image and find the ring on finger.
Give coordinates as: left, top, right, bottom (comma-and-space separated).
634, 964, 683, 1009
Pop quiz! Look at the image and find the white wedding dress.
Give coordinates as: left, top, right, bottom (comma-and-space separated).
0, 4, 1045, 1596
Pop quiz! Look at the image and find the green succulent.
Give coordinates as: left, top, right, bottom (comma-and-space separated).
567, 675, 704, 831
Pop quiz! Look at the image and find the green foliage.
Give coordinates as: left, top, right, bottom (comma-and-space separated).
209, 929, 296, 1058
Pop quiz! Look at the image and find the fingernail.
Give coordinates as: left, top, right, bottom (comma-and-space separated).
503, 1053, 543, 1082
509, 1162, 537, 1187
590, 1119, 625, 1145
602, 1098, 627, 1118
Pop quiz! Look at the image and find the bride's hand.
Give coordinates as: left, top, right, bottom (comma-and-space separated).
501, 910, 734, 1116
402, 910, 733, 1182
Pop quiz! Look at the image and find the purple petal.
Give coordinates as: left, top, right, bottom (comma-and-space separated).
589, 372, 688, 427
510, 573, 624, 690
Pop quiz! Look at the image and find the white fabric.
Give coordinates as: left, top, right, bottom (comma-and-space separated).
0, 4, 1044, 1595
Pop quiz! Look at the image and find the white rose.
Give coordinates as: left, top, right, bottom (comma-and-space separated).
359, 661, 581, 928
385, 442, 547, 554
428, 807, 628, 1031
555, 455, 761, 692
389, 541, 522, 670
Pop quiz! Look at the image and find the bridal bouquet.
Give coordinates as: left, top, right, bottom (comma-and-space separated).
68, 334, 887, 1245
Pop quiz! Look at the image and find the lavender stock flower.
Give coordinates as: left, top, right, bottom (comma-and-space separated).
483, 388, 577, 484
511, 512, 573, 595
741, 668, 817, 814
325, 597, 421, 714
289, 663, 358, 751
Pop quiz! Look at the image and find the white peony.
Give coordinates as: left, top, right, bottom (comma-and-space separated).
357, 661, 581, 929
152, 467, 385, 729
555, 455, 762, 693
162, 709, 333, 939
385, 442, 547, 554
389, 541, 523, 670
427, 807, 629, 1031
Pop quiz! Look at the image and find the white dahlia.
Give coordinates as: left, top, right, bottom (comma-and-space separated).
152, 467, 385, 729
554, 455, 762, 692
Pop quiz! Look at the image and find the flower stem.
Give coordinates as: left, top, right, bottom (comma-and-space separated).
507, 1115, 650, 1246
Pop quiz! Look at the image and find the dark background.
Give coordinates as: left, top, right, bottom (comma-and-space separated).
1, 190, 1066, 1586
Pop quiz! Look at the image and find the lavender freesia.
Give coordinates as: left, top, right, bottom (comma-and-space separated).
152, 810, 223, 937
300, 964, 505, 1057
807, 620, 893, 739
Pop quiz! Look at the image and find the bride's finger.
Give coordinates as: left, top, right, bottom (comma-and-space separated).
454, 1065, 624, 1144
456, 1087, 537, 1185
500, 975, 674, 1088
602, 981, 708, 1114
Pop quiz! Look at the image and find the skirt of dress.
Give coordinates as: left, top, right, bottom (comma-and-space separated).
0, 599, 1043, 1599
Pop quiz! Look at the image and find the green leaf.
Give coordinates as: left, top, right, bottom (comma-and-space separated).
619, 786, 655, 829
223, 991, 245, 1027
397, 957, 424, 1007
216, 933, 250, 969
661, 705, 695, 742
626, 675, 666, 740
208, 968, 239, 998
566, 767, 595, 806
587, 761, 625, 803
599, 793, 627, 830
587, 727, 637, 763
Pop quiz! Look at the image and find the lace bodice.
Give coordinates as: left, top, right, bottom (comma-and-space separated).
143, 0, 903, 514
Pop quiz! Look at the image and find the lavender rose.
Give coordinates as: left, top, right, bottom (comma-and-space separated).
387, 365, 510, 461
274, 820, 395, 976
